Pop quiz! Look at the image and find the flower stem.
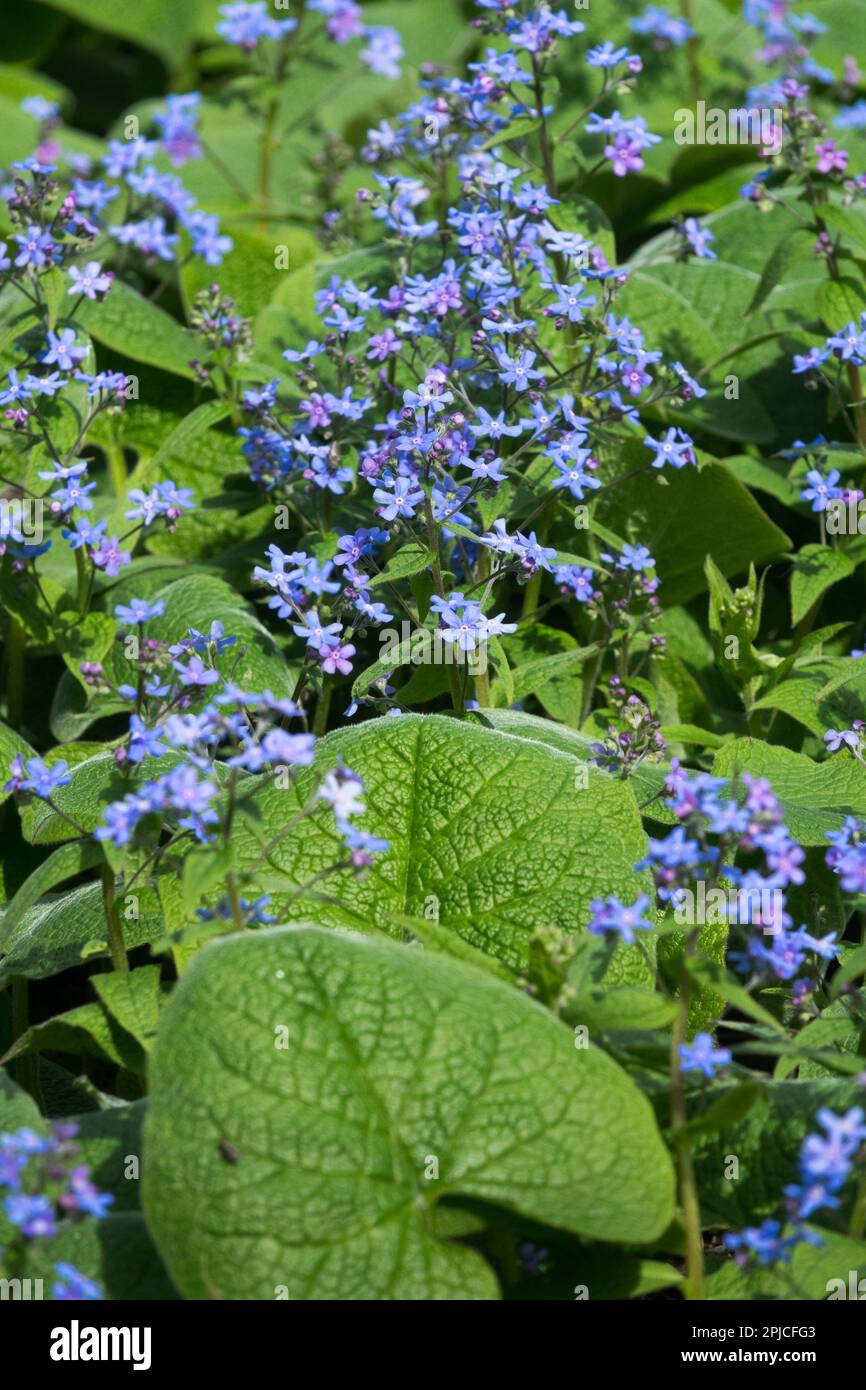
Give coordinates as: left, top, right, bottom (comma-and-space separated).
10, 976, 37, 1097
100, 861, 129, 972
850, 1172, 866, 1241
670, 928, 705, 1300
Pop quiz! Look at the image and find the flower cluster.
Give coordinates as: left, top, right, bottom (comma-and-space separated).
217, 1, 404, 81
210, 0, 705, 702
1, 1122, 110, 1299
590, 677, 666, 776
619, 763, 836, 995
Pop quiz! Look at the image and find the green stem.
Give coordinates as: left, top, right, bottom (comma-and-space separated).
257, 5, 306, 217
5, 619, 25, 729
313, 677, 332, 737
850, 1172, 866, 1241
10, 976, 37, 1097
225, 871, 246, 933
100, 862, 129, 972
680, 0, 702, 105
423, 493, 462, 712
670, 928, 705, 1301
75, 546, 89, 616
105, 438, 127, 497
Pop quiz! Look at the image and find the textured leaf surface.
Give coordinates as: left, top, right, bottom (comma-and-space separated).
790, 544, 854, 626
104, 573, 292, 698
713, 737, 866, 845
0, 882, 163, 983
597, 461, 789, 605
142, 926, 675, 1299
233, 713, 649, 976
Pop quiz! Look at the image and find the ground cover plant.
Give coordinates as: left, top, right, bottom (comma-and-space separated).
2, 0, 866, 1304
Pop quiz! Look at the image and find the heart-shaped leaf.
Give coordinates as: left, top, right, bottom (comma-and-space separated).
142, 925, 675, 1299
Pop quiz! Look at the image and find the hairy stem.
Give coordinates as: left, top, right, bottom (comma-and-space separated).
100, 861, 129, 972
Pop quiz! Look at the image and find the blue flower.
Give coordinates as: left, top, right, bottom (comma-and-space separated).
53, 1262, 102, 1300
679, 1033, 732, 1078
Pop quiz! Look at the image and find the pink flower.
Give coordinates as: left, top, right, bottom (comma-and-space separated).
815, 140, 848, 174
319, 643, 356, 675
605, 135, 644, 177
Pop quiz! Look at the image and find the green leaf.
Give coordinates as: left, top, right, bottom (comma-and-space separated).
508, 645, 596, 704
713, 737, 866, 846
75, 281, 200, 379
181, 845, 234, 916
747, 229, 815, 314
614, 265, 778, 443
19, 750, 182, 844
230, 713, 651, 979
67, 1101, 146, 1211
142, 925, 675, 1299
27, 1212, 177, 1300
369, 542, 434, 588
773, 1000, 862, 1081
706, 1228, 866, 1301
351, 631, 429, 698
0, 883, 163, 985
687, 1081, 766, 1136
0, 840, 102, 949
472, 707, 674, 824
41, 266, 66, 332
685, 957, 784, 1034
91, 966, 162, 1052
105, 573, 292, 699
790, 543, 855, 625
478, 116, 542, 151
37, 0, 199, 67
140, 399, 233, 476
0, 1070, 42, 1131
753, 660, 866, 737
597, 458, 790, 606
818, 204, 866, 257
498, 624, 590, 722
817, 274, 866, 332
564, 985, 676, 1032
2, 1001, 146, 1075
694, 1077, 866, 1226
0, 719, 35, 808
181, 225, 317, 322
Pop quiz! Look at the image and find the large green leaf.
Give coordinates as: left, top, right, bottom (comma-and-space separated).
597, 460, 790, 606
75, 282, 200, 379
0, 840, 102, 950
103, 573, 292, 699
713, 737, 866, 845
232, 713, 651, 978
37, 0, 199, 67
791, 544, 855, 625
142, 925, 675, 1299
753, 657, 866, 738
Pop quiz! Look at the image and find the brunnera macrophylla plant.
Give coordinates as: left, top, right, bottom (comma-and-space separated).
1, 0, 866, 1303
